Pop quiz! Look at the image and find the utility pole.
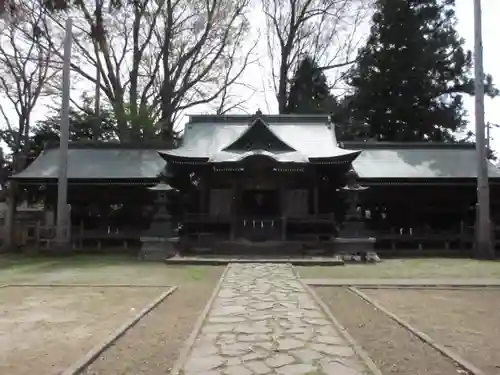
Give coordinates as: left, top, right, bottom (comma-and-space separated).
93, 0, 101, 141
473, 0, 493, 258
55, 17, 72, 250
94, 64, 100, 141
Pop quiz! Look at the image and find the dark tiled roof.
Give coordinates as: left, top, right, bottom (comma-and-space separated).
12, 126, 500, 182
342, 142, 500, 179
11, 144, 166, 181
159, 114, 360, 161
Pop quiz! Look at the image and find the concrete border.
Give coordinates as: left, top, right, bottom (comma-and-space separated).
7, 283, 172, 288
298, 278, 383, 375
0, 284, 7, 288
62, 285, 178, 375
360, 285, 500, 291
169, 264, 230, 375
303, 278, 500, 287
165, 257, 344, 266
349, 287, 485, 375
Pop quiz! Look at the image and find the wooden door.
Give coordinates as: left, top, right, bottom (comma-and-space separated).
209, 189, 232, 217
283, 189, 308, 217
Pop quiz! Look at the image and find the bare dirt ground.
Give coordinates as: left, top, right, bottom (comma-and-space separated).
362, 288, 500, 375
0, 286, 165, 375
297, 258, 500, 279
0, 256, 224, 375
82, 278, 221, 375
315, 287, 467, 375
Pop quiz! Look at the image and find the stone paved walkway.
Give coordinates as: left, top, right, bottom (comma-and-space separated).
180, 263, 371, 375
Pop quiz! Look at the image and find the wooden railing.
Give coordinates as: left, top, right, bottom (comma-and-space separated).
21, 217, 499, 253
26, 222, 142, 251
374, 226, 473, 251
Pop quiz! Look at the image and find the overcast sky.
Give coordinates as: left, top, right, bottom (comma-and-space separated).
2, 1, 500, 152
453, 1, 500, 150
231, 1, 500, 150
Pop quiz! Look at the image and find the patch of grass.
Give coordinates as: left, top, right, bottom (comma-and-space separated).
46, 254, 136, 268
0, 254, 56, 270
296, 258, 500, 279
0, 253, 225, 286
182, 266, 211, 281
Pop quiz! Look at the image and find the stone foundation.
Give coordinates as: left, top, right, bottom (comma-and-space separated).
138, 237, 178, 261
333, 237, 381, 263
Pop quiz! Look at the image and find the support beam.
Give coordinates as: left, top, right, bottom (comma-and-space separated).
230, 182, 238, 241
313, 187, 319, 217
280, 184, 286, 240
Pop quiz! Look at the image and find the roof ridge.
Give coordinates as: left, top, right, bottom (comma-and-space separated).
188, 114, 330, 124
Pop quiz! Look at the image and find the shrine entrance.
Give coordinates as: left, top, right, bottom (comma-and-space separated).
241, 189, 280, 217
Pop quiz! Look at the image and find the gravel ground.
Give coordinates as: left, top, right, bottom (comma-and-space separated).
81, 278, 222, 375
362, 288, 500, 375
315, 287, 466, 375
0, 286, 164, 375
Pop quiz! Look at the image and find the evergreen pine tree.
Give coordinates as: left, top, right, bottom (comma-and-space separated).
285, 56, 337, 114
344, 0, 497, 142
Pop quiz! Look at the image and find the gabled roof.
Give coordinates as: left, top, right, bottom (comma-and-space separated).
343, 142, 500, 180
10, 143, 166, 182
222, 118, 296, 152
158, 114, 361, 162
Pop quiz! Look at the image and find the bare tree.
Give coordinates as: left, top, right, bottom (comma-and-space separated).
29, 0, 165, 141
263, 0, 371, 113
0, 0, 61, 248
24, 0, 255, 143
156, 0, 254, 141
215, 82, 258, 115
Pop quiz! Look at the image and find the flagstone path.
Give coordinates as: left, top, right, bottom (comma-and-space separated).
180, 263, 372, 375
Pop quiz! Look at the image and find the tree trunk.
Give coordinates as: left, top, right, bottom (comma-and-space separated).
3, 141, 29, 252
278, 58, 289, 114
3, 183, 18, 252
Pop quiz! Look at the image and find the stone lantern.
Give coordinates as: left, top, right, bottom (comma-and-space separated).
139, 182, 179, 261
339, 169, 369, 234
335, 168, 380, 263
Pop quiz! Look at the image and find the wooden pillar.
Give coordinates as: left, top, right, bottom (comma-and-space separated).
313, 186, 319, 217
199, 180, 206, 214
230, 180, 238, 240
280, 184, 286, 240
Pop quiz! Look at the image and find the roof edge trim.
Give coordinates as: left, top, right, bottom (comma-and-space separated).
157, 150, 209, 163
44, 141, 172, 151
309, 150, 362, 162
341, 141, 475, 150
